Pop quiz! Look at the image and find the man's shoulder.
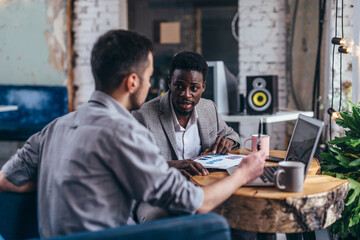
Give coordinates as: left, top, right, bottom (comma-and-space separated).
58, 104, 145, 133
135, 95, 162, 114
197, 98, 216, 111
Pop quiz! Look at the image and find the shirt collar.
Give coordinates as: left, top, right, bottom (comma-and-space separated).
88, 90, 131, 117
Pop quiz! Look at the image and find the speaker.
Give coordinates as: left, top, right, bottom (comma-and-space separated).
246, 75, 278, 115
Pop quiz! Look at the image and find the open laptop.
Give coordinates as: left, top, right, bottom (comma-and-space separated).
227, 114, 324, 186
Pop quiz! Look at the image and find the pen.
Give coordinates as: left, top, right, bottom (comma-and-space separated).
257, 119, 262, 151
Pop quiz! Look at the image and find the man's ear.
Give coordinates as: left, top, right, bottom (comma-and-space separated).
125, 73, 139, 93
202, 81, 207, 91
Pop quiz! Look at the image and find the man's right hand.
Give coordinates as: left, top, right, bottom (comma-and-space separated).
167, 160, 209, 179
235, 150, 266, 183
197, 150, 266, 213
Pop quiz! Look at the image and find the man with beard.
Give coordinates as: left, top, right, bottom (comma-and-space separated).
0, 32, 265, 239
132, 51, 242, 222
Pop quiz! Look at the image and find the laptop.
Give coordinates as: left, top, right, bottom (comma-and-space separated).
227, 114, 324, 186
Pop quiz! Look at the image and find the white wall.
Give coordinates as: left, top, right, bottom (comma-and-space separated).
73, 0, 128, 108
71, 0, 287, 149
324, 0, 354, 139
0, 1, 128, 167
238, 0, 287, 149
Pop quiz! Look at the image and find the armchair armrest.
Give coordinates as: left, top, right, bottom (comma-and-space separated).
47, 213, 231, 240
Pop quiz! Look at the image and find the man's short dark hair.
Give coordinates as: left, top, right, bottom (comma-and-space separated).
168, 51, 208, 82
91, 30, 154, 94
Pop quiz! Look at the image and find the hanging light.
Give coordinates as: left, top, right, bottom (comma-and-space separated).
331, 37, 354, 46
338, 45, 360, 56
327, 108, 341, 120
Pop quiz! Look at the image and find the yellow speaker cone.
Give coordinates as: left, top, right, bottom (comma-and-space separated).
253, 92, 267, 106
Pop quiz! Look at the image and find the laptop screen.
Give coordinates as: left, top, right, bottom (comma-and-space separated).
285, 115, 323, 176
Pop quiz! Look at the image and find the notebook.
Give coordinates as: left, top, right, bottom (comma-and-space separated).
227, 114, 324, 186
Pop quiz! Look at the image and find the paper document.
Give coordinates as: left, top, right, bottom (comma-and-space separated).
192, 154, 245, 169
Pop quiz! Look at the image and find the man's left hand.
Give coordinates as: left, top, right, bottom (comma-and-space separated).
203, 136, 234, 155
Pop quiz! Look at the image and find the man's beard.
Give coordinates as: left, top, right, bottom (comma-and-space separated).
177, 110, 192, 116
129, 88, 143, 111
174, 106, 193, 117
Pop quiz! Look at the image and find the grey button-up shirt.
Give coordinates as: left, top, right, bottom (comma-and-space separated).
2, 91, 203, 238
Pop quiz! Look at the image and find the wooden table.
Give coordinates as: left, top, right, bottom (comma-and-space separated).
191, 150, 349, 236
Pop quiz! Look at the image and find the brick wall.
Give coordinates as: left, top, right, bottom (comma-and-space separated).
327, 0, 354, 110
71, 1, 286, 149
238, 0, 287, 149
73, 0, 128, 108
324, 0, 354, 139
70, 0, 354, 147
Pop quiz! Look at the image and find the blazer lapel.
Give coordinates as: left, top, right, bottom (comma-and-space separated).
197, 101, 211, 151
159, 91, 180, 159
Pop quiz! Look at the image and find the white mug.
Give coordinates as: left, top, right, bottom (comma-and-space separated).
274, 161, 305, 192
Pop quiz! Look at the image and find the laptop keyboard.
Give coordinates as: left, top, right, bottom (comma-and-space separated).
260, 165, 279, 183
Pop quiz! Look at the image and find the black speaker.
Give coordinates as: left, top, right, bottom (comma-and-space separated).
246, 75, 278, 115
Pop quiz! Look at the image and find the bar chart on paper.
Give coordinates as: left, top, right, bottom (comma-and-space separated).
193, 154, 245, 169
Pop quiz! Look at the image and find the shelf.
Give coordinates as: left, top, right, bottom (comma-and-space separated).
221, 111, 314, 123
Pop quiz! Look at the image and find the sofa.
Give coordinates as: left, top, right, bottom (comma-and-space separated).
0, 192, 231, 240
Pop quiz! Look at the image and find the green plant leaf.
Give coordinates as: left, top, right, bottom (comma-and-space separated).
350, 101, 360, 125
349, 158, 360, 167
345, 179, 360, 206
329, 146, 341, 154
350, 138, 360, 148
349, 205, 360, 227
328, 137, 350, 145
336, 155, 351, 168
335, 172, 347, 179
340, 112, 360, 134
336, 118, 347, 128
320, 152, 338, 163
322, 171, 336, 177
323, 102, 360, 237
322, 164, 339, 171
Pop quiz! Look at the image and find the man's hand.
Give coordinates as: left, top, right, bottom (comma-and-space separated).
197, 150, 266, 213
202, 136, 235, 155
235, 150, 266, 183
168, 160, 209, 179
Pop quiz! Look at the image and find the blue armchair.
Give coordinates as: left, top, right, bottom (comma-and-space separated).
0, 192, 231, 240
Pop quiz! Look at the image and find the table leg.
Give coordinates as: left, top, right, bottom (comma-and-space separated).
302, 232, 316, 240
285, 232, 316, 240
286, 233, 303, 240
257, 233, 276, 240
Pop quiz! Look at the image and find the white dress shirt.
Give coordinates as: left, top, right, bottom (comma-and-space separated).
171, 102, 201, 159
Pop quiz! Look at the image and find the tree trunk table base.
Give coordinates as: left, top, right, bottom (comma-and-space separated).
192, 150, 349, 234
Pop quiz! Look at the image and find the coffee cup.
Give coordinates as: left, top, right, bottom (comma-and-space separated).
244, 134, 270, 157
274, 161, 305, 192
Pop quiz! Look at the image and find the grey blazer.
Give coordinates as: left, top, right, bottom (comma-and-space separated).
132, 91, 241, 160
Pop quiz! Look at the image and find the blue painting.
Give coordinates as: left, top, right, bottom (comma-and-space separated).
0, 85, 68, 140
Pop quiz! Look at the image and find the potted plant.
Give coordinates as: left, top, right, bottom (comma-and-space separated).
320, 101, 360, 239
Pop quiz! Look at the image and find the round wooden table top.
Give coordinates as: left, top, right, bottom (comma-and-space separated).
192, 149, 329, 199
191, 150, 350, 233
